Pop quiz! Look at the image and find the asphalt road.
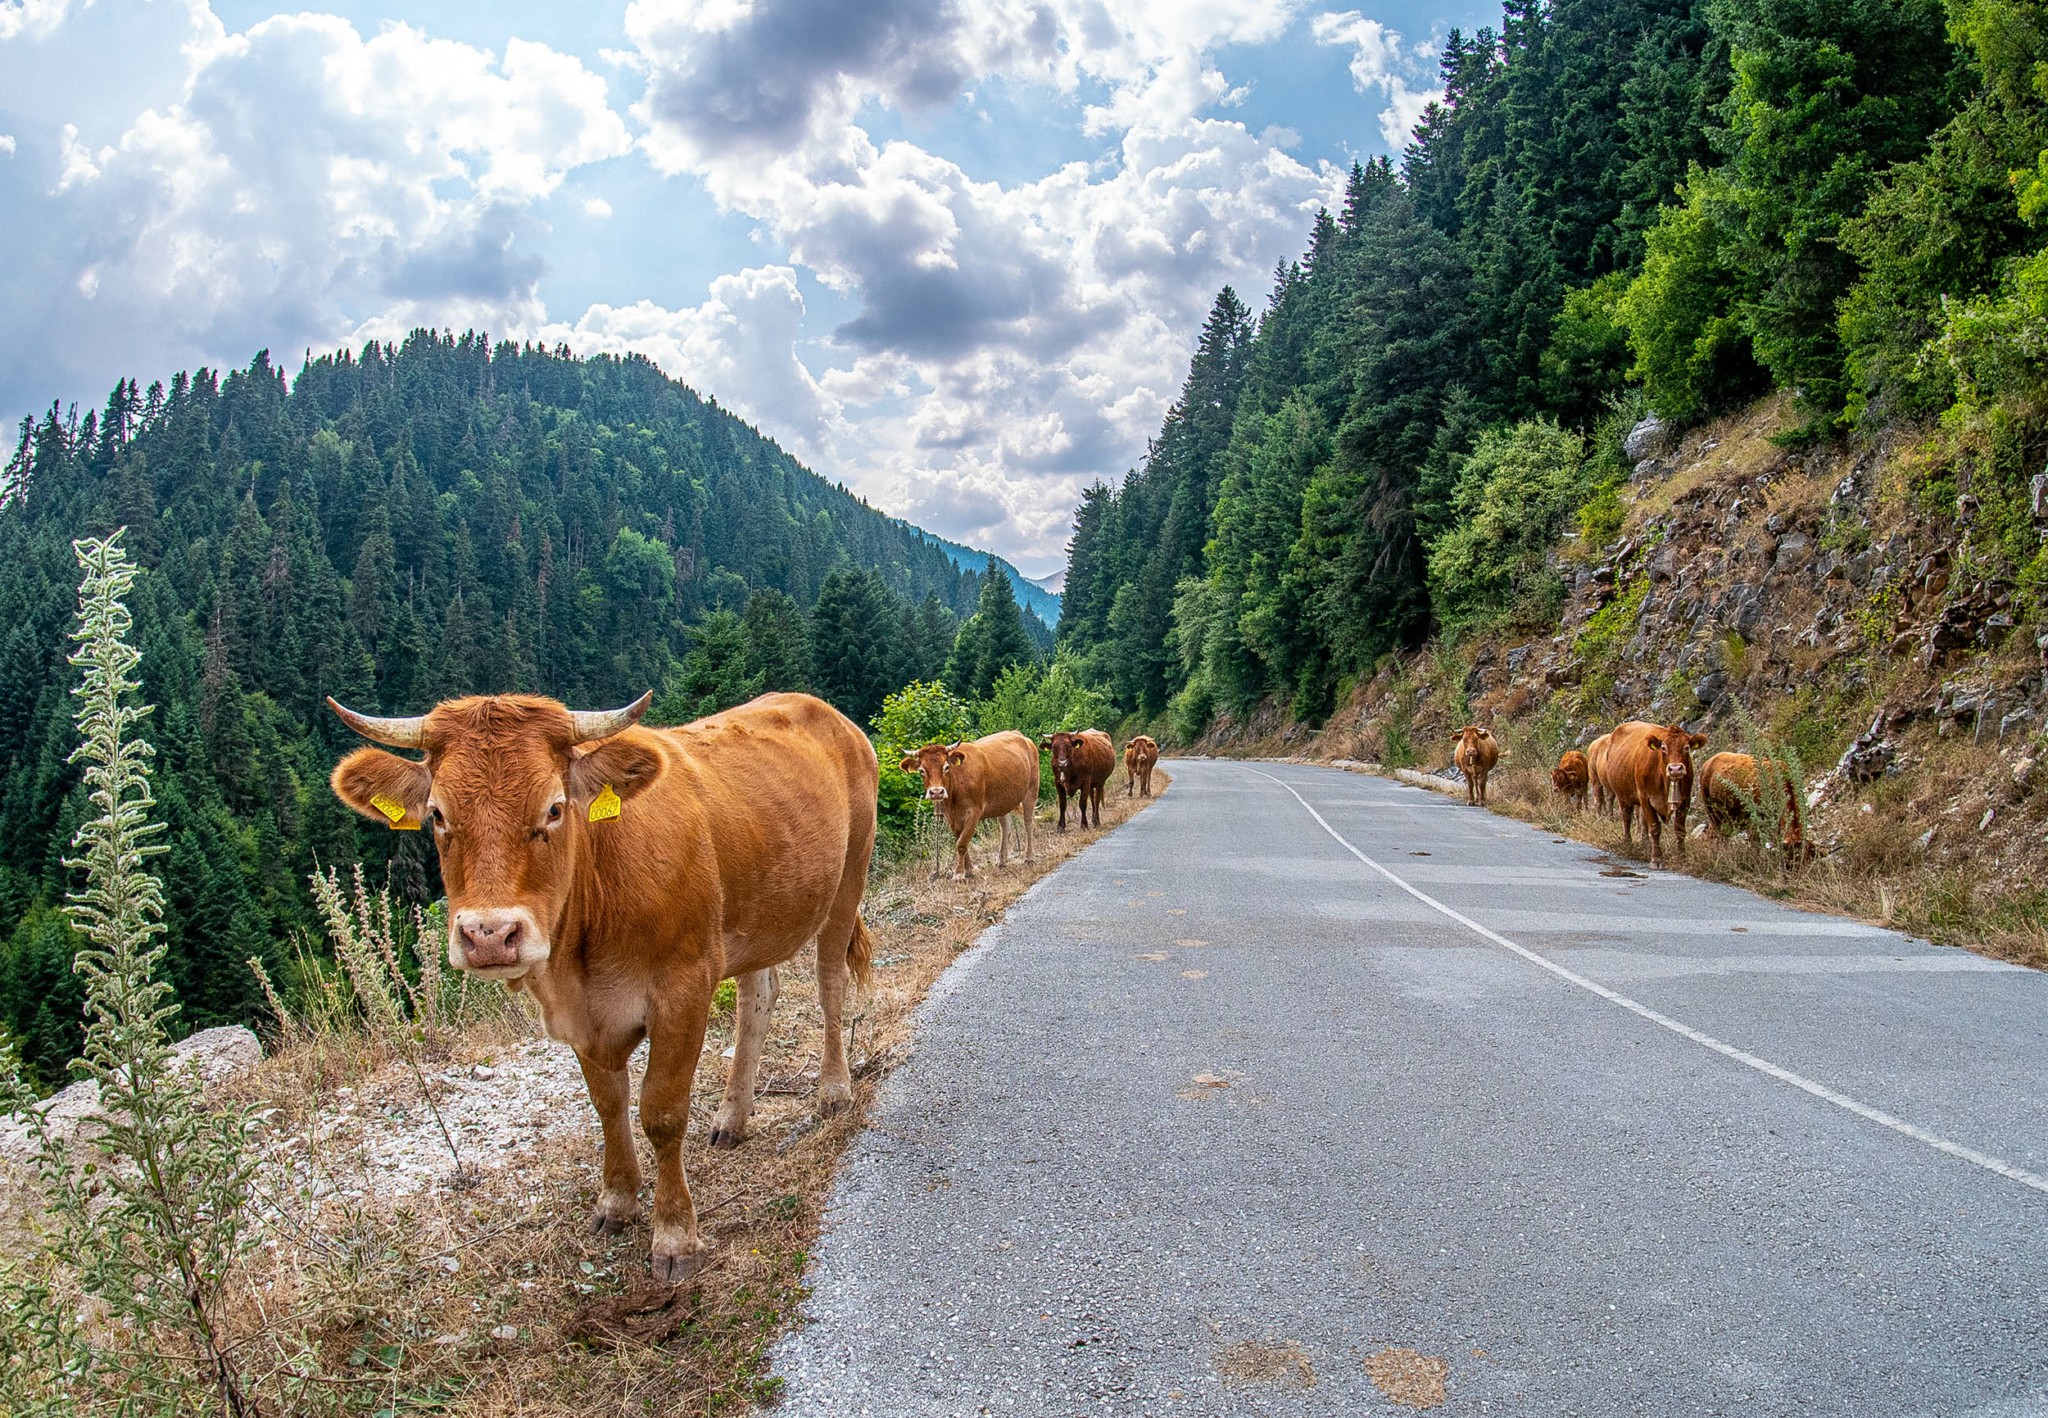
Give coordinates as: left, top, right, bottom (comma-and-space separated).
770, 759, 2048, 1417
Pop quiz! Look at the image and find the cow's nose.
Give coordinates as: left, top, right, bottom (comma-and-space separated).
456, 912, 524, 967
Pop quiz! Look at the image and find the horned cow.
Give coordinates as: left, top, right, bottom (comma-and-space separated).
900, 730, 1040, 880
1124, 735, 1159, 797
1042, 729, 1114, 830
1452, 726, 1501, 806
1605, 719, 1707, 867
327, 690, 877, 1284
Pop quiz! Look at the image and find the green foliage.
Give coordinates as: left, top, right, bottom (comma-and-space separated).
0, 335, 1006, 1069
1425, 420, 1590, 636
944, 556, 1040, 699
1572, 577, 1650, 708
0, 532, 259, 1414
973, 656, 1114, 743
1619, 167, 1765, 422
870, 681, 973, 764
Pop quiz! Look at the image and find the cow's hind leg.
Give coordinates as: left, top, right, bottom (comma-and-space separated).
639, 991, 712, 1284
708, 966, 778, 1149
997, 812, 1011, 868
815, 866, 871, 1119
578, 1053, 641, 1234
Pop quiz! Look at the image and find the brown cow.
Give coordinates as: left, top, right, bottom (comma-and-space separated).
900, 730, 1039, 880
1586, 732, 1616, 814
1041, 729, 1114, 830
1606, 720, 1708, 867
1452, 726, 1500, 806
1552, 749, 1589, 809
1124, 735, 1159, 797
327, 691, 877, 1284
1700, 751, 1809, 858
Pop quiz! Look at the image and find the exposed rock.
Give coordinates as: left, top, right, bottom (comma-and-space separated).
1647, 544, 1679, 583
1837, 714, 1895, 783
1999, 707, 2034, 741
1505, 644, 1532, 674
1623, 414, 1671, 462
0, 1025, 261, 1164
2014, 757, 2037, 794
1773, 532, 1812, 570
1693, 671, 1728, 709
2032, 471, 2048, 523
171, 1025, 263, 1088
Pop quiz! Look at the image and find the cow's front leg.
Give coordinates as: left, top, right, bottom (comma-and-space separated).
1055, 785, 1069, 832
952, 821, 975, 880
996, 812, 1011, 867
638, 999, 711, 1284
709, 967, 777, 1149
577, 1053, 641, 1234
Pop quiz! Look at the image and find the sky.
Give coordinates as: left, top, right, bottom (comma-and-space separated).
0, 0, 1496, 578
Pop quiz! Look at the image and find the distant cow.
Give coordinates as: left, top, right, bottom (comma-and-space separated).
1452, 726, 1500, 806
1700, 751, 1809, 858
1041, 729, 1114, 830
900, 730, 1039, 880
1606, 720, 1708, 867
1586, 732, 1616, 814
327, 691, 876, 1284
1124, 735, 1159, 797
1552, 749, 1589, 809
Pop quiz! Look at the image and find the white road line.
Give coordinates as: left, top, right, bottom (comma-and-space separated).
1245, 765, 2048, 1199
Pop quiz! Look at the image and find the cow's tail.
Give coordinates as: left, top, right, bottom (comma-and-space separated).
848, 913, 875, 991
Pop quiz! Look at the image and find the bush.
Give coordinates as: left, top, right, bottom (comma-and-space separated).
1425, 419, 1590, 636
1618, 166, 1766, 424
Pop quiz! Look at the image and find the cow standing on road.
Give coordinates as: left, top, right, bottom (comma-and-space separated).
1042, 729, 1114, 830
327, 690, 877, 1284
901, 731, 1040, 881
1452, 726, 1500, 806
1587, 732, 1616, 814
1124, 735, 1159, 798
1605, 720, 1708, 867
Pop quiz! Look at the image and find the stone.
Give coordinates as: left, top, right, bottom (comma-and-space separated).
2014, 757, 2037, 793
1999, 707, 2034, 740
2032, 471, 2048, 523
169, 1025, 262, 1088
0, 1025, 260, 1165
1505, 644, 1532, 674
1692, 671, 1727, 708
1837, 714, 1895, 783
1647, 544, 1679, 583
1773, 532, 1812, 569
1623, 413, 1671, 462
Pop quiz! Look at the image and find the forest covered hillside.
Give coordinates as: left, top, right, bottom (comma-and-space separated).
1059, 0, 2048, 741
0, 334, 1050, 1080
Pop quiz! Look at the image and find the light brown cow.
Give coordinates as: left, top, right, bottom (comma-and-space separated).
1452, 726, 1500, 806
1606, 720, 1708, 867
1124, 735, 1159, 797
327, 691, 877, 1284
1700, 751, 1809, 858
1552, 749, 1590, 809
1586, 732, 1616, 814
899, 730, 1039, 880
1041, 729, 1114, 830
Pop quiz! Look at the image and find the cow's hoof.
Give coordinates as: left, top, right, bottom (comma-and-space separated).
707, 1122, 746, 1150
590, 1197, 637, 1234
817, 1079, 854, 1116
649, 1242, 708, 1286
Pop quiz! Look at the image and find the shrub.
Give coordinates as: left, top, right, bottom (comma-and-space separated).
1425, 419, 1589, 636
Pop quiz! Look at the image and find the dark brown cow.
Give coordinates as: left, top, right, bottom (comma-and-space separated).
1552, 749, 1590, 809
327, 691, 877, 1284
1041, 729, 1113, 830
900, 730, 1039, 880
1606, 720, 1708, 867
1124, 735, 1159, 797
1586, 732, 1616, 814
1700, 751, 1809, 858
1452, 725, 1500, 806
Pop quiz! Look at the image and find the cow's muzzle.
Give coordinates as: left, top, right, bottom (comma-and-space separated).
451, 906, 547, 977
924, 786, 948, 801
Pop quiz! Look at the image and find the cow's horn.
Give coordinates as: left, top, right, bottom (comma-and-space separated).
569, 691, 653, 744
327, 697, 427, 748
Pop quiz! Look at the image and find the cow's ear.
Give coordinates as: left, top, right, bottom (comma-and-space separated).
332, 748, 431, 828
1688, 732, 1708, 749
898, 755, 920, 773
1038, 737, 1052, 749
1645, 734, 1665, 752
568, 738, 663, 810
947, 750, 966, 767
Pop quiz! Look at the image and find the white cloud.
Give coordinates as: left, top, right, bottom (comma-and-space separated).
582, 196, 614, 219
617, 0, 1341, 567
0, 8, 629, 412
1311, 9, 1440, 152
0, 134, 15, 157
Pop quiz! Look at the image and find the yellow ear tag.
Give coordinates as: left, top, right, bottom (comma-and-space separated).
369, 793, 418, 830
588, 784, 622, 824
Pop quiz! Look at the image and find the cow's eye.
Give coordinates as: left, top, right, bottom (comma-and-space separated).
546, 801, 563, 823
428, 807, 446, 830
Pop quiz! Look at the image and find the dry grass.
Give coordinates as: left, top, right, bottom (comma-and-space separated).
6, 769, 1169, 1416
1438, 756, 2048, 972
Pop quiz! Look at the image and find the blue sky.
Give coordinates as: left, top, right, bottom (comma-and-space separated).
1, 0, 1497, 576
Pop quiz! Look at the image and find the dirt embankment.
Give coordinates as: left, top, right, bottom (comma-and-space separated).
1200, 396, 2048, 965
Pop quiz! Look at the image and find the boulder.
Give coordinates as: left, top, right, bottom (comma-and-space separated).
1623, 414, 1671, 462
0, 1025, 260, 1166
1837, 714, 1895, 783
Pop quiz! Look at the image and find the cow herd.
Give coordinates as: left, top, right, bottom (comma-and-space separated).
323, 688, 1163, 1282
1487, 717, 1806, 867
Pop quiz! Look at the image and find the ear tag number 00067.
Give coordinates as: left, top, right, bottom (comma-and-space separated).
589, 784, 622, 824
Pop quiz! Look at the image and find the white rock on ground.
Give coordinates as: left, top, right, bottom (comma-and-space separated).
0, 1024, 263, 1163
